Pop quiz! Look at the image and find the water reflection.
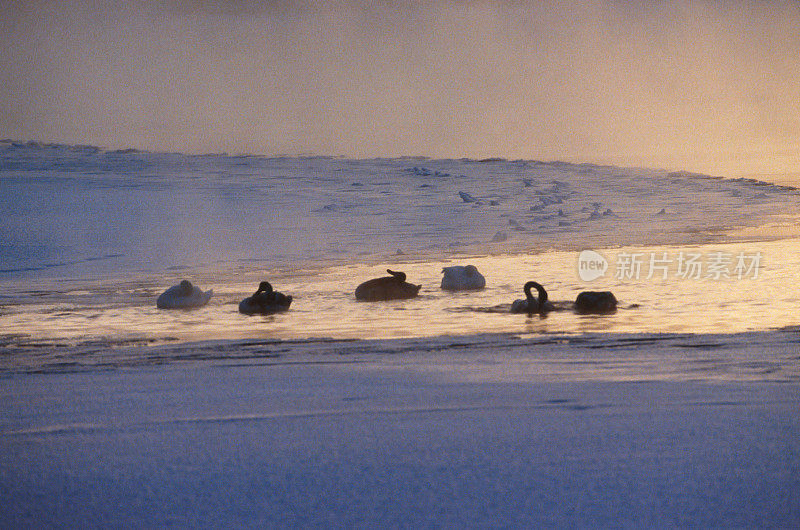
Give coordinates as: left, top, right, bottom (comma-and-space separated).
1, 238, 798, 346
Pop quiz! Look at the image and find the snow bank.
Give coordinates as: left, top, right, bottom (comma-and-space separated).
1, 332, 798, 527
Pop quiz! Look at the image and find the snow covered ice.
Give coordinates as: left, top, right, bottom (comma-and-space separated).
2, 142, 799, 281
3, 334, 800, 527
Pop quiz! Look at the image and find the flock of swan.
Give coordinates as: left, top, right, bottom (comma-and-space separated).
156, 265, 617, 316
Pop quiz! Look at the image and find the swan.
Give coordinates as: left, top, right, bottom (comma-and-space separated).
355, 269, 421, 301
156, 280, 213, 309
510, 281, 554, 313
239, 281, 293, 314
441, 265, 486, 291
574, 291, 617, 313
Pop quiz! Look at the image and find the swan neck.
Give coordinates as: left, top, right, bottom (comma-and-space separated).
535, 284, 548, 305
523, 281, 548, 310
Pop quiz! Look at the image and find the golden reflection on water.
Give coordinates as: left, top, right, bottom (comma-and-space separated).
1, 238, 798, 345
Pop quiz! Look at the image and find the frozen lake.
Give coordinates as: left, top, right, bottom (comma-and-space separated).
1, 142, 799, 527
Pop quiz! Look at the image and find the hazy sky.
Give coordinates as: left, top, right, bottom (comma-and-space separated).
2, 0, 799, 176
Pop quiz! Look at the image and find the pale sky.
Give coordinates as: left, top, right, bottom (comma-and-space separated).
2, 0, 799, 177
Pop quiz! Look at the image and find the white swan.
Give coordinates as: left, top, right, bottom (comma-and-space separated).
156, 280, 213, 309
441, 265, 486, 291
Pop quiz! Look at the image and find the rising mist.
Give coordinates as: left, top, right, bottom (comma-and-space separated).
2, 0, 799, 177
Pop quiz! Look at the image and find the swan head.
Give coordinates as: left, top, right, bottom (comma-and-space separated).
387, 269, 407, 282
179, 280, 193, 295
258, 281, 274, 293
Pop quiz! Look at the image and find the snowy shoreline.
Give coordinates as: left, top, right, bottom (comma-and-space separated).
2, 332, 799, 527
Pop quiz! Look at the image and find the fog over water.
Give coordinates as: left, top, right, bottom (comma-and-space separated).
2, 1, 799, 180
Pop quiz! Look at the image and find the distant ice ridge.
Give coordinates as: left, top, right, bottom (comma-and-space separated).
1, 141, 799, 280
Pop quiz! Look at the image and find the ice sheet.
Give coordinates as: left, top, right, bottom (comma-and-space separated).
3, 141, 798, 281
2, 335, 799, 527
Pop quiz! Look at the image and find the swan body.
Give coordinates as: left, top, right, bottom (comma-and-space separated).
355, 269, 421, 301
156, 280, 213, 309
574, 291, 617, 313
239, 281, 293, 315
441, 265, 486, 291
510, 281, 554, 313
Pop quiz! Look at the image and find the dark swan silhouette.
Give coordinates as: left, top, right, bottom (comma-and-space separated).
156, 279, 213, 309
355, 269, 421, 301
239, 281, 293, 314
510, 281, 555, 313
574, 291, 618, 313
